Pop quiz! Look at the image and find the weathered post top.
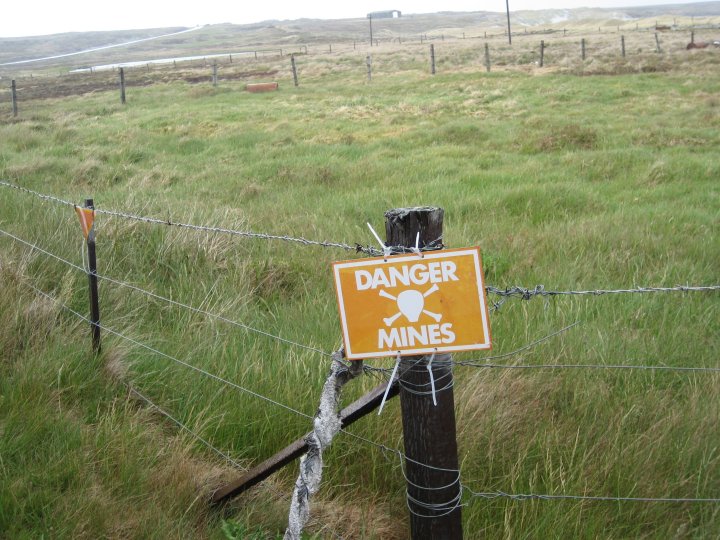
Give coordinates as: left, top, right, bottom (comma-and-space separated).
384, 206, 443, 250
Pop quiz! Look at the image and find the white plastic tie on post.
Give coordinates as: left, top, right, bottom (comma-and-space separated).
378, 352, 401, 415
367, 222, 392, 261
427, 351, 437, 406
411, 231, 424, 258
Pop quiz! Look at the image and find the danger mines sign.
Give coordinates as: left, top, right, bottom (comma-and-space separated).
332, 247, 492, 360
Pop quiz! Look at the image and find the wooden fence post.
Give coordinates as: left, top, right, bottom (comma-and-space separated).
212, 62, 218, 87
11, 80, 18, 117
84, 199, 101, 353
581, 38, 586, 60
385, 207, 463, 540
291, 54, 298, 87
621, 35, 626, 57
119, 68, 126, 104
655, 33, 661, 53
366, 54, 372, 82
691, 30, 695, 44
539, 40, 545, 67
484, 43, 491, 72
430, 44, 436, 75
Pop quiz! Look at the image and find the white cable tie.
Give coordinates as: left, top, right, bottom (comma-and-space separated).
411, 231, 424, 258
367, 222, 392, 261
378, 352, 401, 415
427, 351, 437, 406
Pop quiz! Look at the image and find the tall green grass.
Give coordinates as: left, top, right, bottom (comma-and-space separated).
1, 56, 719, 538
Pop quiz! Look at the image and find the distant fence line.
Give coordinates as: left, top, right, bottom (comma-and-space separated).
5, 29, 719, 109
2, 22, 719, 92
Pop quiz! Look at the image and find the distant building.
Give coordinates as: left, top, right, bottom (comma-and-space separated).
367, 10, 401, 19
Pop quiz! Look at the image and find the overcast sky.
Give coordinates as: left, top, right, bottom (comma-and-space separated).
1, 0, 705, 38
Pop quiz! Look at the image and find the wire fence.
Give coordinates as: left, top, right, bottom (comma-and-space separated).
1, 179, 719, 536
2, 23, 719, 104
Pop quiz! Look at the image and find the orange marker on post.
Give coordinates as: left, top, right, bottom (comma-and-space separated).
74, 206, 95, 239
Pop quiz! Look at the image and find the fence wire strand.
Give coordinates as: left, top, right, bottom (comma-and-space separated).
474, 363, 720, 373
0, 227, 330, 356
462, 486, 720, 503
127, 385, 246, 470
22, 281, 315, 420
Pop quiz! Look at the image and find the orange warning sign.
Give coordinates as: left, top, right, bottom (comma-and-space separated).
74, 206, 95, 239
333, 247, 492, 360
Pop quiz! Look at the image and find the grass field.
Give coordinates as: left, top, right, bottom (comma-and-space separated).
1, 19, 720, 539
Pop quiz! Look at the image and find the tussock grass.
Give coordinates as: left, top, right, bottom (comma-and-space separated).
1, 31, 719, 538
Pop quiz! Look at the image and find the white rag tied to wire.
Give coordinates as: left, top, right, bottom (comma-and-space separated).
284, 351, 362, 540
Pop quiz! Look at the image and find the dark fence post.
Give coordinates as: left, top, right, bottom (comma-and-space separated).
291, 54, 299, 87
212, 62, 218, 87
691, 30, 695, 44
539, 40, 545, 67
84, 199, 101, 353
366, 54, 372, 82
385, 207, 463, 540
621, 35, 626, 57
119, 68, 126, 104
11, 80, 18, 117
655, 33, 661, 53
430, 44, 436, 75
581, 38, 586, 60
484, 43, 491, 72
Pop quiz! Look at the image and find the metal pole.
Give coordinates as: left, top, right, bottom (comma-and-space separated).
505, 0, 512, 45
84, 199, 101, 354
119, 68, 126, 104
11, 80, 18, 117
291, 55, 298, 87
385, 207, 463, 540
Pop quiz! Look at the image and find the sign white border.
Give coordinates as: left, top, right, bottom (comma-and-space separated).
333, 247, 492, 360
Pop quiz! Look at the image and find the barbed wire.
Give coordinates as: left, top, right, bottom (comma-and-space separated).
0, 179, 76, 207
3, 182, 719, 297
0, 227, 330, 356
0, 180, 445, 256
487, 284, 720, 301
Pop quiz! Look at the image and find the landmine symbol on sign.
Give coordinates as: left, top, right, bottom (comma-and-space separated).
333, 247, 492, 360
380, 285, 441, 327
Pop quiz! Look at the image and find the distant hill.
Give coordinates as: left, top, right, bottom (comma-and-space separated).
1, 1, 718, 73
